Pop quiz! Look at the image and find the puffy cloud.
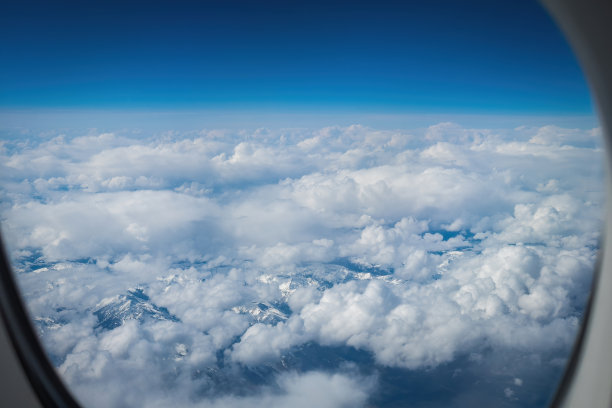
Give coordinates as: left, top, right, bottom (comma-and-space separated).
0, 123, 603, 407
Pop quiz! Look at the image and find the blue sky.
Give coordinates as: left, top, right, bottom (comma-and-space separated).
0, 0, 595, 117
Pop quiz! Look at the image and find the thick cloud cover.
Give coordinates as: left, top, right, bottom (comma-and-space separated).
0, 123, 603, 407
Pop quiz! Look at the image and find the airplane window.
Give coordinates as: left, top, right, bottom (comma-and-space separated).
0, 1, 605, 407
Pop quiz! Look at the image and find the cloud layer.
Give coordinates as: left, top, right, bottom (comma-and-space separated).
0, 123, 603, 407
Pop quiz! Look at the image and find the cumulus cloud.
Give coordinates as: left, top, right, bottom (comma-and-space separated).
0, 123, 603, 407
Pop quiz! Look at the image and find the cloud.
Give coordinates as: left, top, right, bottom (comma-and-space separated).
203, 371, 374, 408
0, 123, 603, 407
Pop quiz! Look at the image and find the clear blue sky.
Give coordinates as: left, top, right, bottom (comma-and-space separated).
0, 0, 595, 116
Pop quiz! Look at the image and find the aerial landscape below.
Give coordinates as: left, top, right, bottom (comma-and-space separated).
0, 122, 603, 407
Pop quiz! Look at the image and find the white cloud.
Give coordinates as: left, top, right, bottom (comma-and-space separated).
0, 123, 603, 407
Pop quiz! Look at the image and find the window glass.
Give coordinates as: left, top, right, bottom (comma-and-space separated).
0, 1, 603, 407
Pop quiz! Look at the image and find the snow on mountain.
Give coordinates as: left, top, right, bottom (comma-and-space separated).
93, 288, 180, 330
